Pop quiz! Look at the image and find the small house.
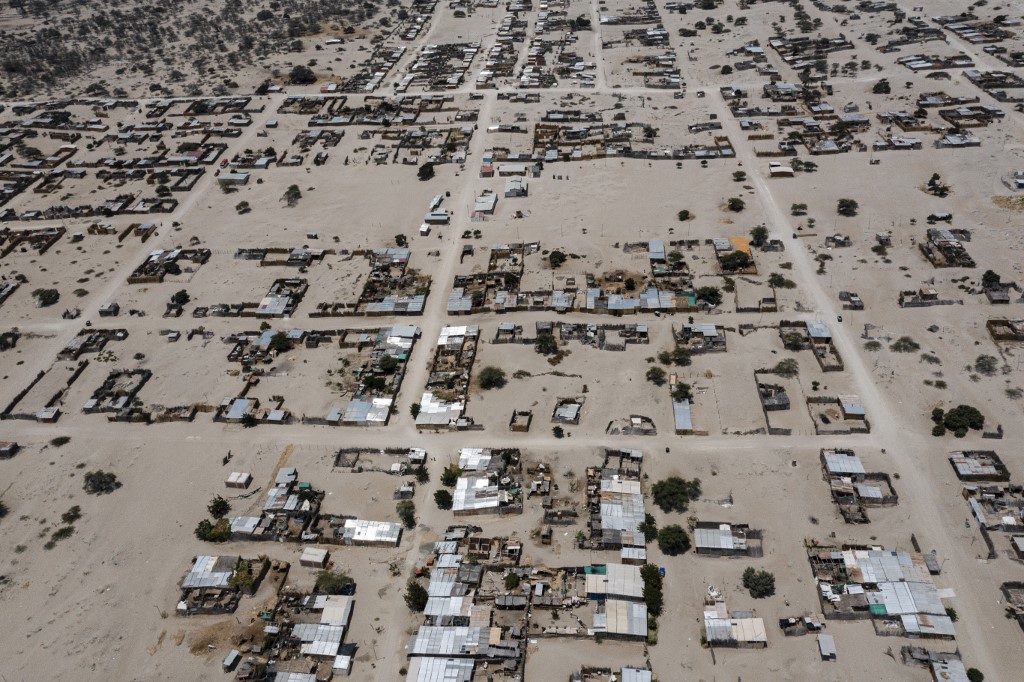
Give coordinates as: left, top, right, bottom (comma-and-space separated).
226, 471, 253, 489
300, 547, 329, 569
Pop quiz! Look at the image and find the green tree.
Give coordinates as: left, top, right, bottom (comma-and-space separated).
32, 288, 59, 306
677, 209, 692, 221
638, 513, 658, 542
742, 567, 776, 598
669, 347, 691, 366
268, 331, 293, 353
750, 225, 769, 245
83, 470, 121, 495
171, 289, 190, 306
397, 500, 416, 529
207, 495, 230, 519
552, 425, 565, 438
872, 79, 891, 94
837, 198, 859, 217
695, 286, 723, 306
434, 489, 453, 510
441, 465, 463, 487
720, 251, 752, 272
966, 669, 984, 682
943, 405, 984, 434
283, 184, 302, 207
548, 250, 567, 268
289, 65, 316, 84
194, 518, 231, 542
981, 270, 1001, 288
417, 163, 435, 181
478, 366, 507, 389
646, 366, 667, 386
651, 477, 702, 513
405, 578, 429, 611
727, 197, 745, 212
410, 403, 421, 418
657, 524, 691, 555
672, 382, 692, 402
640, 564, 664, 616
535, 332, 558, 355
504, 572, 521, 590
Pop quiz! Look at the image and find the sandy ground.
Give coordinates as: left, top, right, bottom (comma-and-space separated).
4, 0, 1024, 680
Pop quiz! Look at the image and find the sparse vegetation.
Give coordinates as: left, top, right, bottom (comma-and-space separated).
770, 358, 800, 378
974, 354, 998, 376
890, 336, 920, 353
50, 436, 71, 448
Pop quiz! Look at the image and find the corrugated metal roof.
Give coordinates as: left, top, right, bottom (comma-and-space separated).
672, 399, 693, 431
